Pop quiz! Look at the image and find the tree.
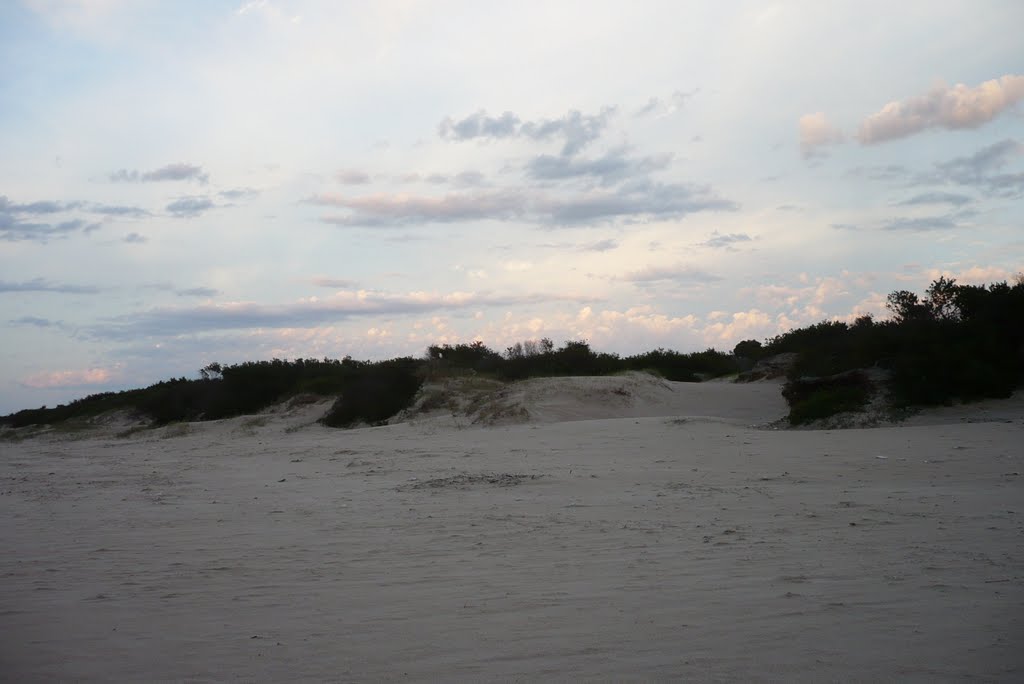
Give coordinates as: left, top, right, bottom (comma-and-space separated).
733, 339, 763, 359
851, 314, 874, 330
505, 342, 524, 359
199, 362, 223, 381
886, 290, 927, 323
925, 276, 960, 321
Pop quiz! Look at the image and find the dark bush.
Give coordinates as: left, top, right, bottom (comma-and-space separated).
623, 348, 736, 381
320, 358, 424, 427
783, 370, 873, 425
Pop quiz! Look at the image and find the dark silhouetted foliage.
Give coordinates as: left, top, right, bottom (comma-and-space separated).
783, 370, 872, 425
4, 277, 1021, 430
320, 358, 423, 427
777, 276, 1024, 420
733, 339, 764, 360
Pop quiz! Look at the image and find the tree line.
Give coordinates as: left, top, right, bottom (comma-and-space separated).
3, 275, 1021, 429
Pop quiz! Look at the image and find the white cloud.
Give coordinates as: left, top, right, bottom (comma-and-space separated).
700, 309, 775, 345
236, 0, 269, 15
922, 265, 1020, 285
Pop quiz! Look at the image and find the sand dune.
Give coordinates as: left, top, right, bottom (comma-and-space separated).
403, 372, 788, 427
1, 377, 1021, 681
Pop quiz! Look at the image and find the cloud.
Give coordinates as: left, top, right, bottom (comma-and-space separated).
858, 74, 1024, 144
414, 170, 487, 187
636, 97, 662, 117
742, 284, 804, 308
698, 231, 753, 249
0, 196, 147, 237
110, 163, 209, 184
88, 289, 602, 338
922, 265, 1021, 285
236, 0, 269, 16
9, 316, 60, 328
580, 238, 618, 252
799, 112, 844, 158
438, 110, 521, 140
166, 196, 216, 217
634, 90, 696, 118
542, 181, 737, 225
0, 199, 102, 242
925, 138, 1024, 197
525, 148, 671, 185
522, 108, 616, 156
311, 190, 524, 226
219, 187, 260, 200
136, 282, 219, 297
89, 203, 150, 217
3, 199, 83, 214
453, 170, 486, 187
845, 164, 911, 181
312, 277, 359, 289
701, 308, 776, 345
176, 287, 220, 297
439, 107, 615, 156
620, 264, 721, 283
847, 140, 1022, 197
123, 232, 147, 243
21, 367, 116, 389
310, 180, 736, 228
882, 216, 959, 231
336, 169, 371, 185
537, 238, 619, 252
0, 278, 100, 294
935, 138, 1021, 179
565, 305, 702, 350
895, 191, 974, 207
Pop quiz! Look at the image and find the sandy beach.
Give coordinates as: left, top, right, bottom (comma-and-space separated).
2, 375, 1022, 681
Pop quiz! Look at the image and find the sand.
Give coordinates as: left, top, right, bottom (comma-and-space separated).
1, 375, 1022, 682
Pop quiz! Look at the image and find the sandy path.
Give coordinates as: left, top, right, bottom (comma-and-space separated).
1, 382, 1022, 681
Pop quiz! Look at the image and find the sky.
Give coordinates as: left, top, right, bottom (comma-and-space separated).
1, 0, 1023, 413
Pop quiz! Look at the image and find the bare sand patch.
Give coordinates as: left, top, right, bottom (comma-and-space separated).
1, 378, 1021, 681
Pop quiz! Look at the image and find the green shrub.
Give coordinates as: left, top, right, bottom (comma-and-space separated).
320, 358, 424, 427
787, 384, 871, 425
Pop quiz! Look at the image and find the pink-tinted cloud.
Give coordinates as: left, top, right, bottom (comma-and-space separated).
858, 74, 1024, 144
799, 112, 844, 157
22, 367, 115, 389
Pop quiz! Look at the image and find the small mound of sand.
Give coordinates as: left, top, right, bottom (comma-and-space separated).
402, 372, 788, 427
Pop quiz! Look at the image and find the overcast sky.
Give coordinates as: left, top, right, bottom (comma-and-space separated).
1, 0, 1022, 413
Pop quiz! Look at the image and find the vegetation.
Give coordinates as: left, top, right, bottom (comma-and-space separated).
1, 356, 422, 430
782, 370, 873, 425
1, 340, 740, 430
321, 358, 424, 427
766, 275, 1024, 422
2, 276, 1021, 430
